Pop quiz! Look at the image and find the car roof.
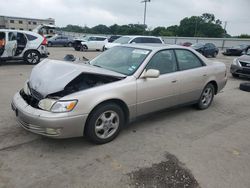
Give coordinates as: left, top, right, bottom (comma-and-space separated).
0, 29, 41, 37
121, 35, 162, 39
121, 43, 190, 50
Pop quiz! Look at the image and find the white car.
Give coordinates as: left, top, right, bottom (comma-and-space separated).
0, 29, 48, 64
73, 36, 108, 51
104, 35, 164, 50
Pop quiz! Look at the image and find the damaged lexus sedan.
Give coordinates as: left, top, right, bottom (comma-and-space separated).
11, 44, 227, 144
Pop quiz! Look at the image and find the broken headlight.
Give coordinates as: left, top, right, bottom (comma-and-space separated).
38, 98, 57, 111
23, 81, 31, 95
50, 100, 78, 113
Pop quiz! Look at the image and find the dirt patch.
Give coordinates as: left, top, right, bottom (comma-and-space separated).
128, 153, 200, 188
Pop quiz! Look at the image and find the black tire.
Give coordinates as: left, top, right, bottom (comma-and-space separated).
68, 42, 73, 47
47, 42, 52, 47
85, 103, 125, 144
232, 73, 239, 78
24, 50, 41, 64
80, 45, 88, 51
239, 82, 250, 92
197, 83, 215, 110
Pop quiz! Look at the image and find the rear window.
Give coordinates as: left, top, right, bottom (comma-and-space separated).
26, 34, 38, 41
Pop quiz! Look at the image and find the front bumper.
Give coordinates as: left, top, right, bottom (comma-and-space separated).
230, 64, 250, 77
11, 92, 88, 138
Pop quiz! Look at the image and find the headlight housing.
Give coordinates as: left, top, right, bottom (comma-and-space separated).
38, 99, 78, 113
232, 58, 241, 67
23, 81, 31, 95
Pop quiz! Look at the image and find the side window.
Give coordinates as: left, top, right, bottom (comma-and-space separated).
88, 37, 96, 41
175, 50, 203, 71
146, 50, 177, 75
204, 43, 210, 49
142, 38, 162, 43
25, 34, 37, 41
17, 33, 27, 44
131, 37, 142, 43
8, 32, 17, 41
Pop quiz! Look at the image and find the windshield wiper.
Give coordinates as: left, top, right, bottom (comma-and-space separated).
92, 64, 103, 68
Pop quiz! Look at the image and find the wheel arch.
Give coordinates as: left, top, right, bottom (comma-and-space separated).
84, 98, 130, 134
207, 80, 218, 94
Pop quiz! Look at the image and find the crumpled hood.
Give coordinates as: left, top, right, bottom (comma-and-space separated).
238, 55, 250, 63
29, 59, 125, 97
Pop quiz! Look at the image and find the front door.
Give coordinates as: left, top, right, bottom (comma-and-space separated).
136, 49, 179, 116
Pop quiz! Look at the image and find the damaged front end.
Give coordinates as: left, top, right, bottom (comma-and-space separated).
20, 59, 125, 112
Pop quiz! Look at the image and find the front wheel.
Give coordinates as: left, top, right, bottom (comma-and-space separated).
24, 51, 41, 64
68, 42, 73, 47
197, 83, 215, 110
85, 103, 125, 144
80, 45, 88, 51
213, 51, 218, 58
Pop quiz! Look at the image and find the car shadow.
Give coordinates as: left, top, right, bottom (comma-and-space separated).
34, 105, 196, 150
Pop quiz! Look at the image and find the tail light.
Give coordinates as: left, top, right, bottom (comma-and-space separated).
42, 37, 48, 46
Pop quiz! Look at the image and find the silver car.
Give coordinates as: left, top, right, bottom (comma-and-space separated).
12, 44, 227, 144
230, 48, 250, 78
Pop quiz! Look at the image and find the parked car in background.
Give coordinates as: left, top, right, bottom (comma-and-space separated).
191, 43, 219, 57
47, 35, 74, 47
104, 35, 164, 50
230, 48, 250, 78
182, 42, 192, 47
12, 44, 227, 144
0, 29, 48, 64
73, 36, 107, 51
108, 35, 121, 43
223, 44, 250, 56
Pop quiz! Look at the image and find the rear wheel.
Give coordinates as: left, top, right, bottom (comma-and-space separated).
68, 42, 73, 47
24, 50, 41, 64
197, 83, 215, 110
47, 42, 52, 47
85, 103, 125, 144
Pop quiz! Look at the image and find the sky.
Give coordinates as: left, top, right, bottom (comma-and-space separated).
0, 0, 249, 36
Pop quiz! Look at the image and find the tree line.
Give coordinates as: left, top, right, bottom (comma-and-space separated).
58, 13, 247, 38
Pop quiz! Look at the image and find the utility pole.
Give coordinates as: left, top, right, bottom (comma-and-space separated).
223, 21, 228, 37
141, 0, 151, 29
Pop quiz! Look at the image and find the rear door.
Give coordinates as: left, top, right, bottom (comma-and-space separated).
174, 49, 208, 104
87, 37, 97, 50
95, 37, 107, 50
5, 32, 17, 57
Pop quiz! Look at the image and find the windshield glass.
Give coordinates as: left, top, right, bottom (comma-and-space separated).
113, 37, 132, 44
90, 46, 151, 75
191, 43, 204, 48
246, 49, 250, 55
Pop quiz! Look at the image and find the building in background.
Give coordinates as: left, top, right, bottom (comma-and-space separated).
0, 15, 55, 31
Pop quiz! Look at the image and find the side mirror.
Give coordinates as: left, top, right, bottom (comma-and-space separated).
141, 69, 160, 79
